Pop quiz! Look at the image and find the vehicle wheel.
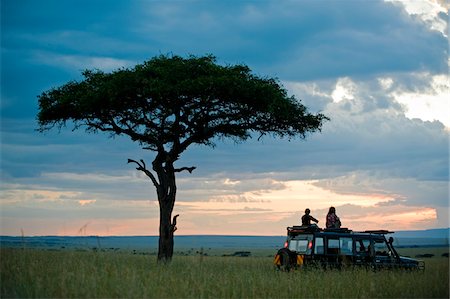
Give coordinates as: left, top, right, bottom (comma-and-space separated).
278, 248, 293, 272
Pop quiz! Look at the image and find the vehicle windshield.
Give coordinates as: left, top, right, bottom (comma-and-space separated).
289, 235, 312, 253
374, 239, 391, 256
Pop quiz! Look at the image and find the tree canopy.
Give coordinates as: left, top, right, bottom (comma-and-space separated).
38, 55, 327, 157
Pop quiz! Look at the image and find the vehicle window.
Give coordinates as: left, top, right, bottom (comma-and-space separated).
315, 237, 324, 254
326, 237, 353, 255
340, 237, 353, 255
374, 239, 390, 256
289, 239, 309, 253
327, 238, 339, 254
355, 239, 371, 254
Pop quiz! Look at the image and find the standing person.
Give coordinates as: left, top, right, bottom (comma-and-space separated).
326, 207, 341, 228
302, 208, 319, 226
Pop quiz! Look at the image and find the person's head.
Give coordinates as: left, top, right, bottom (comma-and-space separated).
328, 207, 336, 214
305, 208, 310, 214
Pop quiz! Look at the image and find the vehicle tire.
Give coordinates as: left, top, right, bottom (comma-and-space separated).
278, 248, 294, 272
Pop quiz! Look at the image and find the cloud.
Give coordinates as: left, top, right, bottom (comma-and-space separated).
208, 195, 270, 204
391, 73, 450, 127
387, 0, 449, 37
77, 199, 96, 206
130, 0, 448, 80
1, 0, 448, 235
282, 75, 449, 180
312, 173, 448, 208
2, 0, 447, 119
270, 1, 447, 80
32, 51, 135, 72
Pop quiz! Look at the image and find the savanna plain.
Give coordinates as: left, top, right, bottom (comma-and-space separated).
1, 247, 448, 298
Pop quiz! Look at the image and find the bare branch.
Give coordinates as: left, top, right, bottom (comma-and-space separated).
127, 158, 159, 187
171, 214, 179, 233
143, 146, 158, 151
174, 166, 196, 173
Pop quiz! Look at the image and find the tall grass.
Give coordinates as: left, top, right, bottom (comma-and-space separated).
1, 248, 448, 298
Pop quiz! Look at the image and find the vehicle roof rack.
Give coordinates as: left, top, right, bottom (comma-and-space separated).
360, 230, 394, 234
323, 227, 352, 233
285, 226, 394, 236
287, 225, 321, 235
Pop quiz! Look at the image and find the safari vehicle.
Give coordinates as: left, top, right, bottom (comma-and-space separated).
274, 225, 424, 271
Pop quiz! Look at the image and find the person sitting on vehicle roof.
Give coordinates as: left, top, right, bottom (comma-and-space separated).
301, 208, 319, 226
326, 206, 341, 228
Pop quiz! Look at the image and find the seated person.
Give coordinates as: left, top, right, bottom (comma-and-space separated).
301, 208, 319, 226
326, 206, 341, 228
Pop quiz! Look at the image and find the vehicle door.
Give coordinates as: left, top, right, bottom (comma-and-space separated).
313, 236, 325, 265
372, 237, 396, 269
354, 237, 372, 266
324, 236, 353, 267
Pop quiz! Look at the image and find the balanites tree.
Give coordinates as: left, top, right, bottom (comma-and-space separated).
37, 55, 327, 262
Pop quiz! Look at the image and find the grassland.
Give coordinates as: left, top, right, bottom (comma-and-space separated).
1, 247, 448, 298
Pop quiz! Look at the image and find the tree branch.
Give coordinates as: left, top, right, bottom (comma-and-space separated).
170, 214, 179, 233
174, 166, 196, 173
127, 158, 159, 187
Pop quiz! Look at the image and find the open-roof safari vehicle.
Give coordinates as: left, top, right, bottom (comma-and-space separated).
274, 226, 424, 271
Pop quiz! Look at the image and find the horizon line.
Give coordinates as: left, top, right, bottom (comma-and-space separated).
1, 227, 449, 238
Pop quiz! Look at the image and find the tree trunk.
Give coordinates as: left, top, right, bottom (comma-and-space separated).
158, 199, 176, 262
154, 155, 178, 262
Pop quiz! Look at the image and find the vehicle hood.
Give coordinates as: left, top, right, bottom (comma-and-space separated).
399, 256, 420, 264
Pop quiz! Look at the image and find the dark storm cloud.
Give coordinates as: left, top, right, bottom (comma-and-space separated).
134, 0, 447, 80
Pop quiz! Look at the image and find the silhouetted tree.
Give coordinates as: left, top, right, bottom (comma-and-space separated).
37, 55, 328, 262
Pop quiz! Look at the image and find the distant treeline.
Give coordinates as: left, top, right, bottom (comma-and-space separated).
1, 235, 448, 251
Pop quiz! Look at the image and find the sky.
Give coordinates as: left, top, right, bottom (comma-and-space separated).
1, 0, 449, 236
